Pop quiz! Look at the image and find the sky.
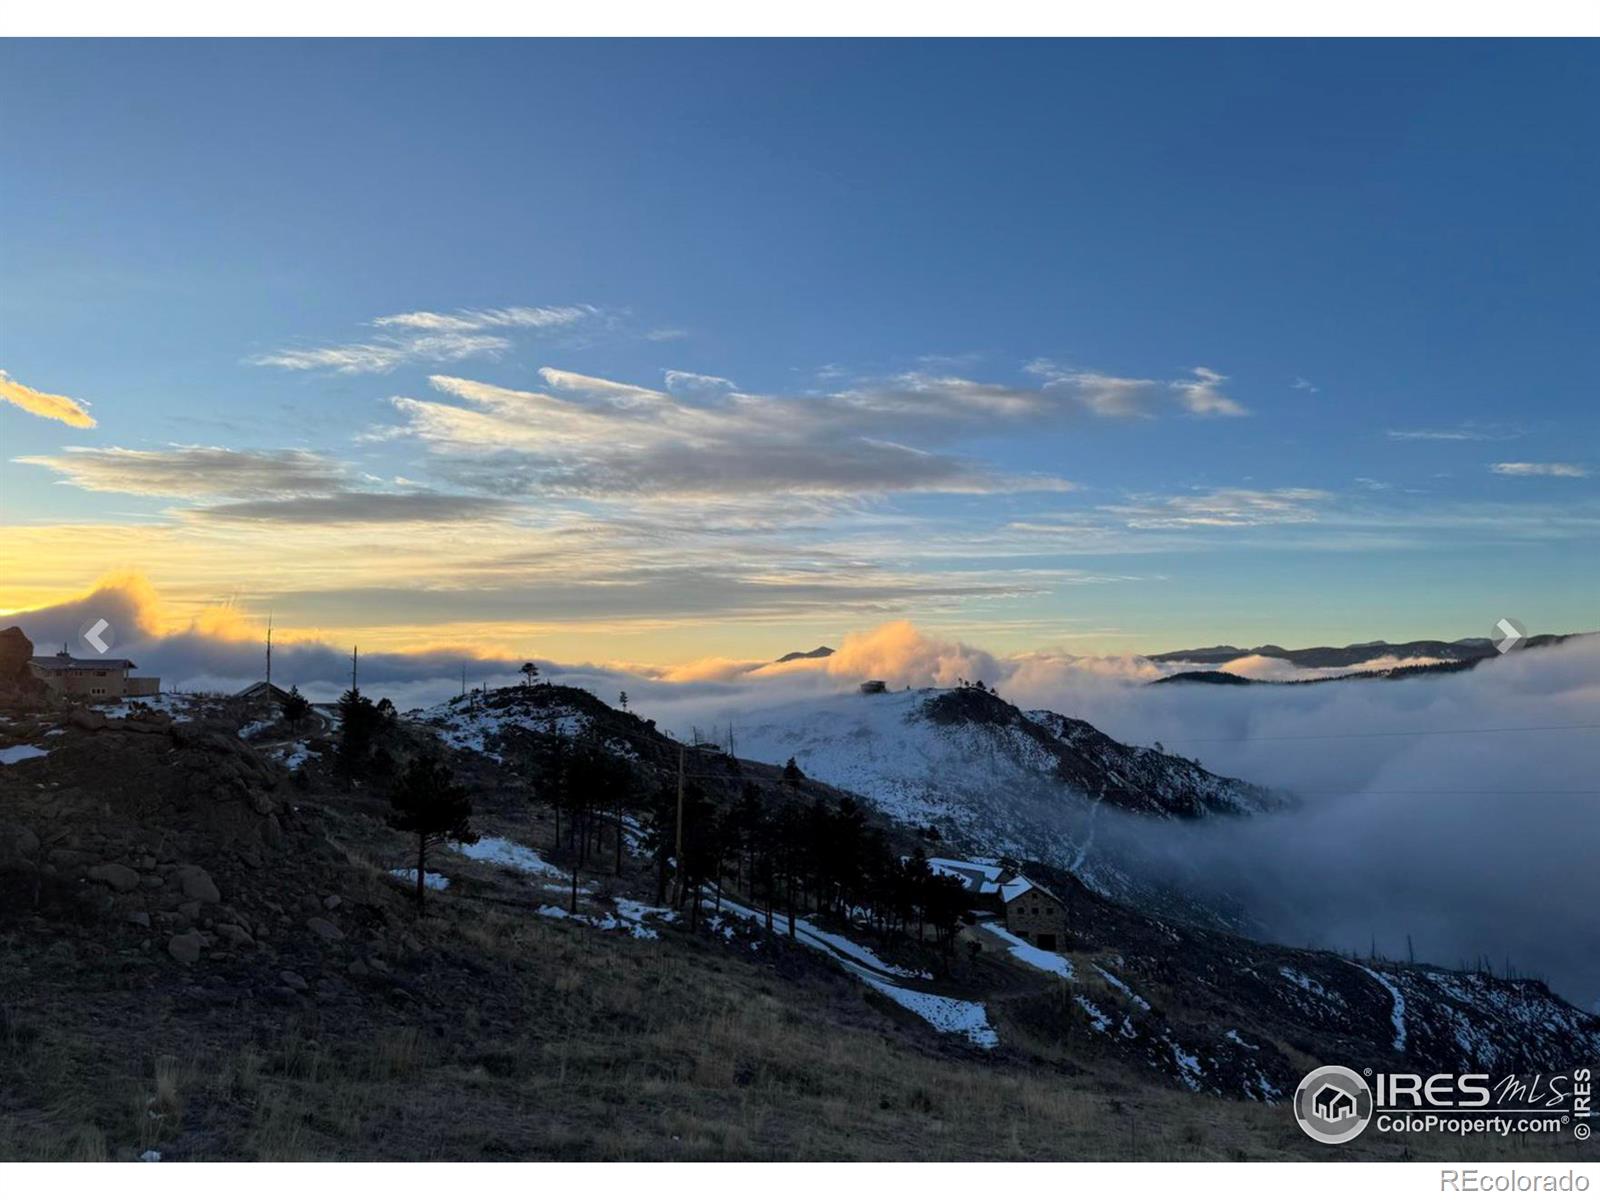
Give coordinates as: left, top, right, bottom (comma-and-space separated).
3, 39, 1597, 669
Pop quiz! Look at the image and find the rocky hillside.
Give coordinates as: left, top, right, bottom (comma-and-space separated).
2, 686, 1596, 1161
1008, 862, 1600, 1103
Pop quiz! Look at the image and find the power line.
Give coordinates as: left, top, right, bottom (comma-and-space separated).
1154, 721, 1600, 745
1289, 788, 1600, 796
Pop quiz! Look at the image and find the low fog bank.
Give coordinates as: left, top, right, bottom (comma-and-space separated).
1069, 640, 1600, 1011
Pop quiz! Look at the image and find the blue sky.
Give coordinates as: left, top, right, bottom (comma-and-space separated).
2, 39, 1596, 662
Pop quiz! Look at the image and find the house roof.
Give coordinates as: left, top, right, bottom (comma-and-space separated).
927, 857, 1006, 894
29, 654, 137, 670
1001, 875, 1059, 905
235, 681, 293, 701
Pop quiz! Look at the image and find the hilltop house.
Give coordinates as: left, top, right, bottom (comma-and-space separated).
28, 649, 160, 700
235, 680, 294, 707
998, 876, 1067, 951
928, 856, 1068, 951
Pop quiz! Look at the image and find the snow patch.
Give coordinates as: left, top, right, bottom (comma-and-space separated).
408, 694, 591, 762
1076, 995, 1112, 1034
1093, 964, 1151, 1010
981, 921, 1074, 979
454, 836, 565, 879
534, 899, 673, 940
1356, 964, 1408, 1052
1164, 1037, 1206, 1091
390, 868, 450, 891
0, 745, 49, 765
713, 894, 995, 1047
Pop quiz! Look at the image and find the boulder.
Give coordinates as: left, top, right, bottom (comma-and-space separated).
322, 895, 342, 911
86, 863, 142, 893
0, 626, 32, 683
127, 911, 152, 928
215, 922, 254, 948
280, 970, 308, 991
167, 932, 203, 965
306, 916, 344, 942
68, 707, 108, 732
174, 864, 221, 904
13, 827, 40, 857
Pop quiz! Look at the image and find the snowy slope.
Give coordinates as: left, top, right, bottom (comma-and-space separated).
730, 686, 1279, 894
406, 691, 594, 761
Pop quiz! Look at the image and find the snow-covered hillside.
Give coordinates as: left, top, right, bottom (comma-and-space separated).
730, 686, 1279, 894
406, 691, 596, 761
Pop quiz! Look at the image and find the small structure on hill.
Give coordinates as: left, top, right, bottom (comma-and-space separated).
999, 875, 1066, 951
859, 679, 888, 694
927, 856, 1069, 951
28, 648, 159, 700
235, 680, 294, 707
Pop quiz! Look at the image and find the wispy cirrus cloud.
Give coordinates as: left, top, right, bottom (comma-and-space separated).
1490, 461, 1589, 478
1387, 423, 1523, 442
15, 445, 346, 498
1025, 360, 1248, 418
390, 369, 1079, 502
0, 369, 97, 428
371, 304, 596, 333
15, 444, 509, 526
1024, 361, 1159, 417
248, 304, 601, 374
248, 332, 512, 374
1101, 487, 1330, 529
189, 492, 514, 524
1171, 366, 1248, 417
663, 369, 736, 394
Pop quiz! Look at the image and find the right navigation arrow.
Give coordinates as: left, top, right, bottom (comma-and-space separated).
1493, 617, 1526, 655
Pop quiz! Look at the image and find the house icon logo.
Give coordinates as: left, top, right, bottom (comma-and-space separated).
1294, 1065, 1373, 1145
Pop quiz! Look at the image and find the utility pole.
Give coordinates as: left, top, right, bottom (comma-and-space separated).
266, 614, 272, 689
674, 744, 685, 908
351, 645, 358, 694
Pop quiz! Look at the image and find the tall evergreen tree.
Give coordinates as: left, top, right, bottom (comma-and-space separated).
389, 754, 477, 915
279, 685, 311, 731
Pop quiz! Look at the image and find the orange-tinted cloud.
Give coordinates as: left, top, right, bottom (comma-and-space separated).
0, 369, 97, 428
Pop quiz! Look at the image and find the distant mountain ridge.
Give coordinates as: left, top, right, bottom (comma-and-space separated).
1150, 632, 1579, 669
1150, 632, 1587, 685
774, 645, 835, 663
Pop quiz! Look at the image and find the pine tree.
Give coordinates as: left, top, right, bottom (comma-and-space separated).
280, 685, 311, 731
521, 661, 539, 689
389, 754, 477, 915
336, 688, 383, 779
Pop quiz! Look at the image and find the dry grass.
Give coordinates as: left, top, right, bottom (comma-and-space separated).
4, 881, 1596, 1163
